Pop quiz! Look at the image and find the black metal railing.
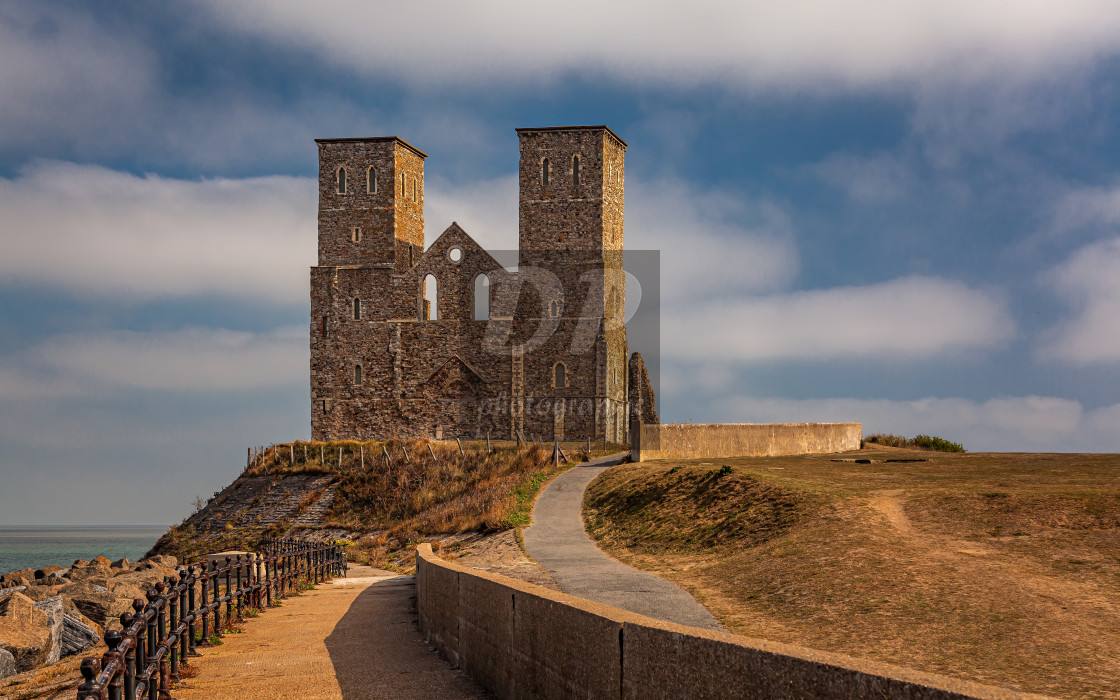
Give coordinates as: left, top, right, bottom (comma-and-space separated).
76, 539, 346, 700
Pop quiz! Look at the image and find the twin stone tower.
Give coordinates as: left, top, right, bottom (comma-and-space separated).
310, 125, 655, 444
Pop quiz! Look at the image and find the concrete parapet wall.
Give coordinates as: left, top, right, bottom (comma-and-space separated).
633, 422, 861, 461
416, 543, 1047, 700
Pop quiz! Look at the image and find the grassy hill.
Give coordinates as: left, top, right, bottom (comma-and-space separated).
584, 448, 1120, 699
151, 439, 608, 570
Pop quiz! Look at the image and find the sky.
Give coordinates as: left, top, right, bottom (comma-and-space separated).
3, 1, 1120, 525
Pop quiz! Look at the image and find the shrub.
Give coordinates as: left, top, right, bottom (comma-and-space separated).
866, 433, 965, 453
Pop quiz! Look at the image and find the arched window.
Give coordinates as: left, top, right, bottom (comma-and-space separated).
353, 297, 361, 321
572, 155, 580, 187
354, 364, 362, 386
474, 274, 490, 321
336, 167, 346, 194
541, 158, 550, 188
553, 363, 566, 388
423, 274, 438, 320
549, 300, 560, 317
367, 166, 376, 193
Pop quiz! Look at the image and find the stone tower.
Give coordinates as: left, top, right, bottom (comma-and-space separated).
514, 126, 630, 442
314, 137, 426, 271
309, 137, 428, 439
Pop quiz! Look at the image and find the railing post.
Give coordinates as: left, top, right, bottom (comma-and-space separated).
145, 591, 158, 700
105, 630, 123, 700
199, 571, 210, 646
264, 554, 273, 607
186, 566, 199, 656
155, 583, 171, 700
122, 611, 137, 700
167, 579, 179, 683
133, 600, 147, 689
224, 556, 233, 627
255, 555, 263, 609
212, 561, 222, 637
77, 658, 101, 700
235, 554, 244, 621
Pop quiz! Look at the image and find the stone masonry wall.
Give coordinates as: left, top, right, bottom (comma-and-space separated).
312, 127, 631, 443
416, 544, 1040, 700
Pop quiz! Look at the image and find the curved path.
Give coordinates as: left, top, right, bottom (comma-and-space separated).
522, 453, 722, 631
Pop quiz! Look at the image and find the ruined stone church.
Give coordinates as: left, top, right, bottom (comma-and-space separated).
310, 126, 656, 443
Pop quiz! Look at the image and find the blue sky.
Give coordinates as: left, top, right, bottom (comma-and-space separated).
4, 1, 1120, 525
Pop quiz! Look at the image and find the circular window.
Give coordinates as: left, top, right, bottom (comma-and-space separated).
448, 247, 463, 263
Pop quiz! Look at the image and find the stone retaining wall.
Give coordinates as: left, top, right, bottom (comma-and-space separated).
416, 544, 1047, 700
632, 422, 862, 462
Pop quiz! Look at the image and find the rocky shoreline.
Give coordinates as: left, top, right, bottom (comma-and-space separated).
0, 554, 180, 681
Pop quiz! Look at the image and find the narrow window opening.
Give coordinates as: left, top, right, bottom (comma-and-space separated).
541, 158, 550, 189
554, 363, 566, 388
352, 227, 361, 243
367, 166, 376, 193
353, 297, 361, 321
354, 364, 363, 386
401, 173, 406, 197
572, 155, 580, 187
321, 316, 328, 337
549, 300, 560, 317
413, 176, 418, 202
336, 166, 346, 194
423, 274, 438, 320
474, 274, 490, 321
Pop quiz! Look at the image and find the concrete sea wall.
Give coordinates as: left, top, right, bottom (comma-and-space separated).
632, 422, 862, 462
416, 544, 1043, 700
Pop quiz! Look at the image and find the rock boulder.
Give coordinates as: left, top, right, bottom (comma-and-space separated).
62, 583, 138, 629
0, 592, 52, 672
32, 596, 63, 664
0, 648, 15, 680
34, 565, 64, 580
141, 555, 178, 569
0, 569, 35, 585
61, 612, 100, 657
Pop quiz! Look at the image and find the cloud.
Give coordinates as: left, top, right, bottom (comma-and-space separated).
1039, 236, 1120, 364
1055, 182, 1120, 231
807, 151, 912, 203
710, 393, 1119, 452
0, 5, 155, 146
663, 276, 1014, 362
629, 179, 799, 299
29, 326, 307, 393
195, 1, 1120, 89
0, 161, 316, 304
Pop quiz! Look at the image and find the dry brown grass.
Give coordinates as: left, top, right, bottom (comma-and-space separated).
584, 449, 1120, 699
153, 440, 559, 571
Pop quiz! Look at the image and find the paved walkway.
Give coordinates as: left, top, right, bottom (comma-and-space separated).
522, 453, 723, 630
175, 566, 487, 699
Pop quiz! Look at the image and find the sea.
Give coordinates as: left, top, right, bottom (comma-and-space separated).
0, 526, 169, 575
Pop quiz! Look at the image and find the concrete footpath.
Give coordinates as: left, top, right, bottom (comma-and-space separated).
175, 566, 487, 699
522, 453, 723, 631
